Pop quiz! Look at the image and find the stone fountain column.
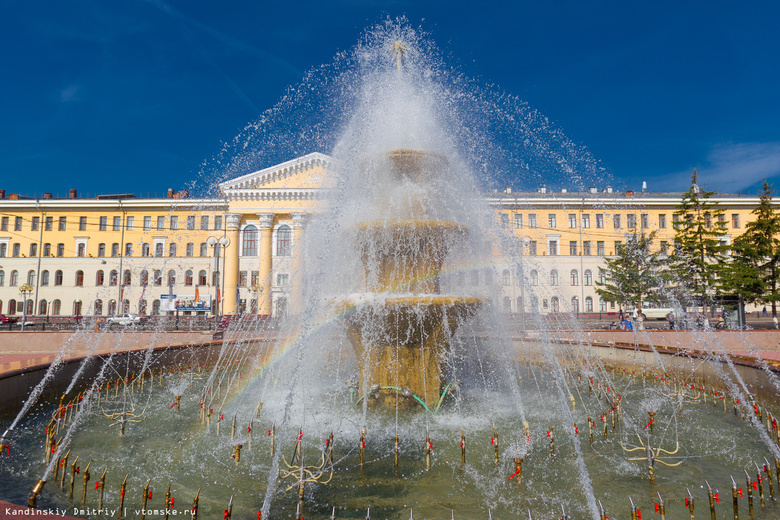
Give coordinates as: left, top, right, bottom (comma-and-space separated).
256, 213, 274, 318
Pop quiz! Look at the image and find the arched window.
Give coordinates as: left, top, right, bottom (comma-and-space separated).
169, 243, 177, 257
51, 300, 61, 315
585, 296, 593, 312
123, 269, 131, 286
98, 243, 106, 257
184, 270, 193, 286
276, 225, 292, 256
75, 270, 84, 286
530, 270, 538, 286
96, 270, 104, 286
503, 296, 512, 313
200, 243, 208, 257
154, 270, 162, 286
77, 243, 86, 257
598, 269, 606, 285
502, 269, 511, 286
41, 270, 49, 286
551, 297, 560, 312
39, 299, 47, 315
140, 269, 149, 286
0, 270, 4, 286
27, 270, 35, 285
111, 243, 119, 257
109, 270, 118, 286
73, 300, 82, 317
571, 296, 579, 313
243, 225, 258, 256
30, 243, 37, 257
0, 300, 3, 313
108, 300, 117, 316
152, 299, 161, 315
275, 297, 288, 317
94, 299, 103, 315
599, 297, 607, 312
12, 243, 20, 257
55, 270, 63, 286
139, 300, 148, 315
531, 296, 539, 311
198, 270, 207, 286
25, 299, 33, 315
155, 243, 163, 257
10, 270, 18, 286
584, 270, 592, 286
142, 243, 150, 257
122, 299, 130, 313
168, 270, 176, 286
570, 269, 579, 286
550, 269, 558, 286
8, 299, 16, 314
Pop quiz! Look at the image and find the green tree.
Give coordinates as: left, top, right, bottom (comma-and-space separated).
670, 170, 728, 309
721, 180, 780, 316
595, 230, 668, 313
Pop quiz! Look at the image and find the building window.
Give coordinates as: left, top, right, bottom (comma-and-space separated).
568, 214, 577, 228
109, 270, 118, 286
672, 214, 680, 228
125, 243, 133, 256
582, 214, 590, 228
111, 243, 119, 257
276, 225, 292, 256
528, 241, 537, 256
113, 216, 121, 231
0, 217, 7, 231
704, 213, 712, 229
585, 296, 593, 312
571, 296, 579, 313
243, 225, 258, 256
126, 216, 134, 230
570, 269, 579, 286
12, 244, 20, 257
251, 270, 259, 287
550, 269, 558, 286
640, 213, 648, 229
94, 299, 103, 316
96, 270, 104, 286
75, 270, 84, 287
597, 241, 605, 256
77, 243, 85, 257
157, 216, 165, 230
198, 270, 207, 286
613, 215, 621, 229
56, 243, 64, 257
528, 214, 537, 228
123, 270, 131, 286
29, 243, 37, 257
45, 216, 53, 231
170, 216, 178, 230
530, 270, 538, 286
659, 214, 666, 228
38, 299, 47, 315
10, 270, 18, 286
97, 243, 105, 257
185, 270, 193, 286
551, 297, 560, 313
31, 216, 39, 231
186, 243, 194, 257
14, 217, 22, 231
583, 241, 591, 256
152, 300, 160, 315
99, 216, 107, 231
27, 269, 35, 285
141, 270, 149, 286
514, 214, 522, 228
167, 270, 176, 286
596, 214, 604, 228
732, 214, 740, 228
598, 269, 606, 284
41, 270, 49, 286
214, 216, 223, 230
599, 297, 607, 312
627, 214, 636, 228
569, 241, 577, 256
0, 244, 5, 257
200, 243, 208, 257
144, 216, 152, 230
614, 241, 622, 254
52, 300, 61, 315
155, 243, 164, 257
142, 243, 150, 257
201, 216, 209, 230
548, 214, 557, 228
239, 271, 247, 287
169, 243, 177, 257
187, 216, 195, 230
548, 240, 558, 256
54, 270, 63, 286
584, 270, 592, 286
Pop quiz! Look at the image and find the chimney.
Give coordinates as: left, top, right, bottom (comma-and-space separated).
589, 186, 597, 194
69, 189, 77, 199
504, 186, 512, 194
44, 192, 53, 199
167, 188, 174, 198
642, 181, 647, 192
561, 188, 567, 193
606, 186, 613, 194
539, 185, 547, 194
0, 189, 5, 199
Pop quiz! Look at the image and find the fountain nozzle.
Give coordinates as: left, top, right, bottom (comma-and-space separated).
28, 479, 45, 508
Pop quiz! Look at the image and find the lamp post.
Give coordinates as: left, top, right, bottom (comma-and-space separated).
520, 238, 530, 330
250, 283, 262, 316
208, 236, 230, 325
19, 283, 33, 331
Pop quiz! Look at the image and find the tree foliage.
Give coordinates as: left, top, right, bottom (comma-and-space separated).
595, 230, 668, 310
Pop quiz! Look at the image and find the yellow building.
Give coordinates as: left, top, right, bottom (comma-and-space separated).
0, 153, 769, 320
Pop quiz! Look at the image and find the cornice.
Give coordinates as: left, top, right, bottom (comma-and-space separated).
218, 152, 332, 191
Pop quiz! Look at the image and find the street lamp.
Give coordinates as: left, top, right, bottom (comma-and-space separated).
19, 283, 33, 331
519, 237, 530, 331
207, 236, 230, 323
250, 283, 262, 316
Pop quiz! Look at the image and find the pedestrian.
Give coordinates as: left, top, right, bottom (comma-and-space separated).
667, 312, 675, 330
763, 306, 767, 317
624, 318, 633, 331
618, 309, 624, 322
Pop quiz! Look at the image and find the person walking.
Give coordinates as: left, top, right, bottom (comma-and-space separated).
763, 306, 767, 317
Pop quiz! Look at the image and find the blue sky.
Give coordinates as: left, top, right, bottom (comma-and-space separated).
1, 1, 779, 197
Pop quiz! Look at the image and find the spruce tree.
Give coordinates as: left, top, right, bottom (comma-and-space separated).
722, 180, 780, 316
670, 170, 728, 310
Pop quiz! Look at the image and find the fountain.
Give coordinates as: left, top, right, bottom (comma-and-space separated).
1, 21, 780, 520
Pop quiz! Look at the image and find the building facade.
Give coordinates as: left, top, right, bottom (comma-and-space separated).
0, 153, 768, 320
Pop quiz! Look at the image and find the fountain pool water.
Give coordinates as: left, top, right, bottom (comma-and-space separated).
2, 20, 780, 520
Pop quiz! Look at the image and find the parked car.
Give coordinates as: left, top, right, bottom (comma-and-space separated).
105, 313, 145, 327
629, 307, 676, 321
0, 314, 19, 324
